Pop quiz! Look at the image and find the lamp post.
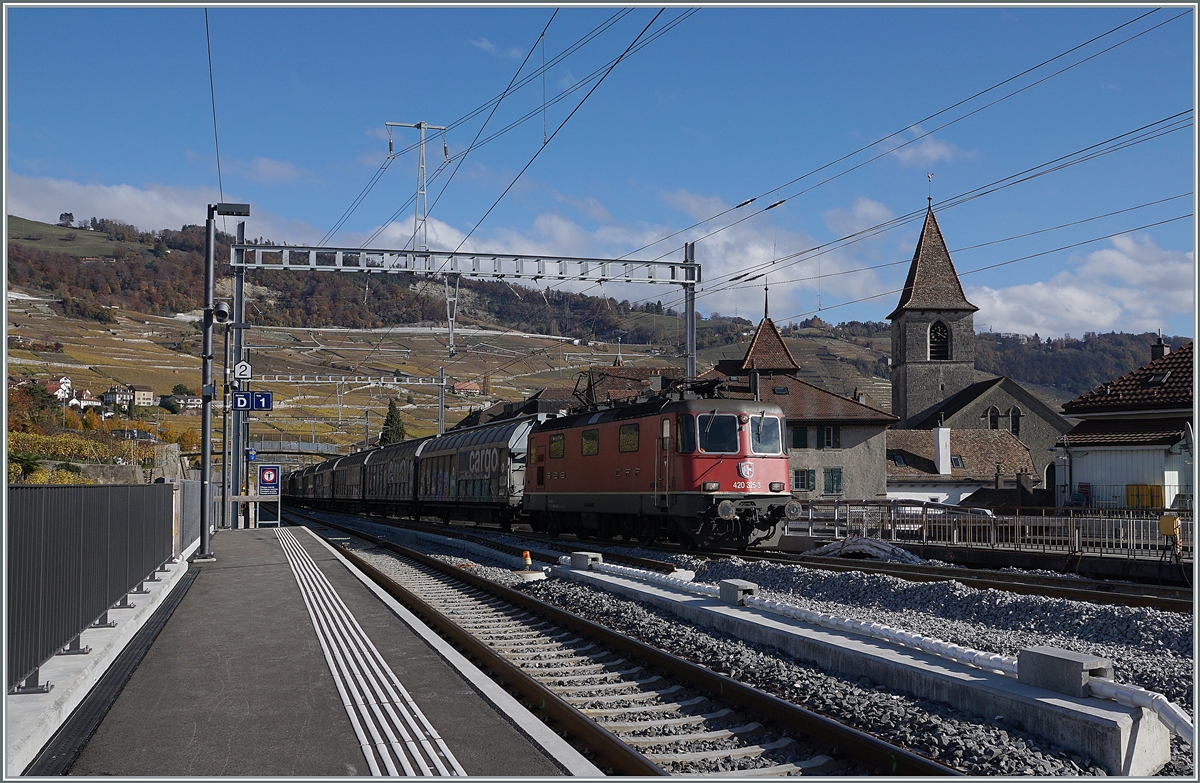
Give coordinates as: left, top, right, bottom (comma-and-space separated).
195, 202, 249, 562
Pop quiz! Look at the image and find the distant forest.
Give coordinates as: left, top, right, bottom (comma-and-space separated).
7, 216, 1190, 395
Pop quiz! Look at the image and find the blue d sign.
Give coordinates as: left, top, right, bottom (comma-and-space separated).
232, 391, 252, 410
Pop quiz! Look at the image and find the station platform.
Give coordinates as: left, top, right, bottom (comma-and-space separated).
14, 527, 599, 777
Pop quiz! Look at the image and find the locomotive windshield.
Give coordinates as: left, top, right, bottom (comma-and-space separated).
697, 413, 739, 453
750, 415, 783, 454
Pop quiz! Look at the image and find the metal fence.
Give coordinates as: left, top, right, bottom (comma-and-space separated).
7, 483, 175, 693
785, 499, 1193, 560
1056, 482, 1192, 511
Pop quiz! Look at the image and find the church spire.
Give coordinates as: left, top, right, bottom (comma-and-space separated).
764, 278, 769, 320
886, 205, 978, 320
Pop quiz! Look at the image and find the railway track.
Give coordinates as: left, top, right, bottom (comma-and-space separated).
314, 510, 1190, 613
735, 550, 1192, 613
285, 510, 960, 776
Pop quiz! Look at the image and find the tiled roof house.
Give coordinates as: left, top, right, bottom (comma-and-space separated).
1055, 339, 1193, 510
702, 316, 897, 500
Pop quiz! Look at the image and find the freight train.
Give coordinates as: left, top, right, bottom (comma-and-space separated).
285, 394, 803, 548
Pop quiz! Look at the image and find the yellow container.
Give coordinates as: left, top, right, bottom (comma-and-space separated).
1126, 484, 1164, 509
1159, 514, 1180, 537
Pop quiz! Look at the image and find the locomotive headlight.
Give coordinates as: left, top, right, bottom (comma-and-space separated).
784, 500, 804, 521
702, 481, 720, 492
737, 462, 755, 479
717, 499, 737, 520
769, 482, 785, 492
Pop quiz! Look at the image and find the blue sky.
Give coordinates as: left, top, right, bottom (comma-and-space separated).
5, 5, 1196, 338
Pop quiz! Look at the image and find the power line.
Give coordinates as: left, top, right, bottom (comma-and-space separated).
203, 9, 224, 209
361, 10, 561, 251
725, 193, 1193, 291
451, 9, 666, 255
318, 9, 635, 247
618, 7, 1184, 264
774, 214, 1193, 323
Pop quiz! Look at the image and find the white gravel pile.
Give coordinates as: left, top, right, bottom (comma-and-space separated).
694, 557, 1194, 710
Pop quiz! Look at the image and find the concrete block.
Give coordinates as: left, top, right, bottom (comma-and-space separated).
719, 579, 758, 605
558, 567, 1171, 776
1019, 645, 1114, 698
569, 551, 603, 569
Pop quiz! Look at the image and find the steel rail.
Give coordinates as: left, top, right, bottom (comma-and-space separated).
354, 514, 679, 575
289, 510, 961, 776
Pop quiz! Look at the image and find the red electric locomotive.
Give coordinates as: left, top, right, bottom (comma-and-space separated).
524, 396, 802, 548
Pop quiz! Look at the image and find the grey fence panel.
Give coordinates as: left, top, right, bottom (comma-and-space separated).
7, 484, 174, 692
179, 480, 201, 551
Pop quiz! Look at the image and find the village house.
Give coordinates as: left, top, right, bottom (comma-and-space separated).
168, 394, 203, 412
702, 315, 898, 500
102, 384, 134, 409
129, 384, 156, 408
886, 427, 1036, 505
68, 388, 102, 409
451, 381, 482, 396
1055, 338, 1193, 510
43, 376, 73, 402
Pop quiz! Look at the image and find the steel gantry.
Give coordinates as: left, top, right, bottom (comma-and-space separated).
229, 242, 701, 366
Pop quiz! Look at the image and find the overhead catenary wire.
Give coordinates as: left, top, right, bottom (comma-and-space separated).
318, 8, 637, 247
415, 109, 1192, 382
290, 8, 1186, 419
616, 7, 1177, 264
358, 8, 674, 390
203, 9, 225, 226
307, 9, 699, 412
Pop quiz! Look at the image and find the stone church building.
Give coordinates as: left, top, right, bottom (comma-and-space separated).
887, 205, 1071, 486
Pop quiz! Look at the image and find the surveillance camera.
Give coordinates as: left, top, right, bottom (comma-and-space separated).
213, 301, 232, 323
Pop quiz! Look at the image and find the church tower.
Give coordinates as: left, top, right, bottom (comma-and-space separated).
888, 205, 978, 426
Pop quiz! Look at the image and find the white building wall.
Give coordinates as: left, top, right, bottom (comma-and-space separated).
1068, 446, 1172, 507
887, 483, 985, 505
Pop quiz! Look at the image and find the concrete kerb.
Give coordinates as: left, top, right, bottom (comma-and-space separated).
5, 558, 191, 777
555, 561, 1170, 776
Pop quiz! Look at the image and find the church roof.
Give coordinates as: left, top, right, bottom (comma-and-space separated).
905, 376, 1072, 433
887, 207, 978, 319
737, 318, 800, 372
887, 428, 1033, 482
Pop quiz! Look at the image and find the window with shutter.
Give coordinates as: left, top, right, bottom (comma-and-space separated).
791, 426, 807, 449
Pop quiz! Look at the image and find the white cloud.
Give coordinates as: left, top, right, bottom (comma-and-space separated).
823, 197, 894, 237
470, 37, 495, 53
554, 191, 612, 222
226, 156, 310, 184
882, 125, 967, 167
966, 234, 1194, 337
5, 173, 325, 244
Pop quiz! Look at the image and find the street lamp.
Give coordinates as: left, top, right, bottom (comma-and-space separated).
195, 202, 249, 562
